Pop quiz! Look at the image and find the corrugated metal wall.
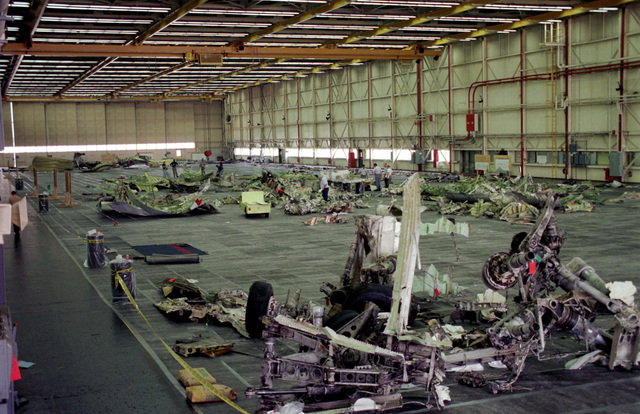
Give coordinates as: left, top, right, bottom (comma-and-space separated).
1, 100, 224, 163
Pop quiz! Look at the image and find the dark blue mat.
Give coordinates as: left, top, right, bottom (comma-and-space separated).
132, 243, 208, 256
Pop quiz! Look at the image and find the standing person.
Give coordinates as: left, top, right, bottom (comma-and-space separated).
9, 191, 22, 243
358, 165, 367, 194
199, 158, 206, 175
384, 163, 393, 188
170, 159, 178, 178
162, 161, 168, 178
318, 175, 329, 201
373, 163, 382, 191
216, 161, 224, 178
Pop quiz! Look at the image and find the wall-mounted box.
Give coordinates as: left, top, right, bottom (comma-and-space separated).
609, 152, 624, 177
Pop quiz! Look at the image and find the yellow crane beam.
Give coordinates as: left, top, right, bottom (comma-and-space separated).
1, 42, 435, 60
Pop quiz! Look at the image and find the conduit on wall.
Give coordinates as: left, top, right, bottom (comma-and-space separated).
460, 57, 640, 176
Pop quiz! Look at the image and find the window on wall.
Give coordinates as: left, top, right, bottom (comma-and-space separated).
370, 149, 392, 161
437, 150, 450, 162
299, 148, 314, 158
393, 149, 412, 161
331, 149, 348, 159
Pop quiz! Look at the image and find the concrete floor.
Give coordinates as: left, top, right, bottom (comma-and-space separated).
5, 163, 640, 414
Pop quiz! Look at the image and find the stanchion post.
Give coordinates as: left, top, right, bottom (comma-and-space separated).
27, 168, 38, 197
50, 169, 63, 200
60, 170, 80, 207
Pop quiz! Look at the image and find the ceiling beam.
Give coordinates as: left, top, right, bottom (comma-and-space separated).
111, 61, 196, 97
230, 0, 351, 48
1, 43, 436, 59
412, 0, 639, 49
132, 0, 210, 45
158, 0, 486, 97
55, 0, 208, 96
163, 58, 286, 97
111, 0, 351, 97
322, 0, 499, 48
2, 0, 48, 97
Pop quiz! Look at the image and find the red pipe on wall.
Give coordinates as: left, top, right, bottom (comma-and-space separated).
461, 59, 640, 144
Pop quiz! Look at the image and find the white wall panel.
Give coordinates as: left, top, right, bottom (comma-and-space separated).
46, 103, 78, 146
106, 103, 136, 144
135, 102, 165, 144
77, 103, 106, 146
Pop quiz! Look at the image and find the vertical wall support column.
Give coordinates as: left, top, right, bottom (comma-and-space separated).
367, 62, 373, 168
416, 59, 423, 172
271, 84, 276, 149
482, 37, 488, 155
43, 103, 49, 156
618, 7, 626, 154
103, 103, 109, 153
564, 19, 570, 180
133, 102, 139, 152
248, 88, 253, 155
520, 30, 526, 176
297, 78, 301, 163
448, 46, 453, 173
283, 88, 288, 154
330, 68, 334, 165
347, 65, 352, 156
163, 101, 168, 150
391, 61, 396, 166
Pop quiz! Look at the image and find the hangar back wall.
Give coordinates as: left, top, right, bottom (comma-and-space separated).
1, 100, 224, 165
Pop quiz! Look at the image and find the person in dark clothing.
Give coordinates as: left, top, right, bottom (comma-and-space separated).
216, 162, 224, 178
170, 159, 178, 178
318, 175, 329, 201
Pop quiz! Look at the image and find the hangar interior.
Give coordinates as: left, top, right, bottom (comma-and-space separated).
0, 0, 640, 413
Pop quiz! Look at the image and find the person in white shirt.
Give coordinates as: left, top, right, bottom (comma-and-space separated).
318, 175, 329, 201
384, 164, 393, 188
372, 163, 382, 191
358, 166, 367, 193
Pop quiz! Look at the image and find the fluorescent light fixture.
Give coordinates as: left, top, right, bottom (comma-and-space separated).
351, 1, 455, 7
41, 17, 153, 24
194, 9, 297, 17
46, 3, 171, 12
590, 7, 618, 12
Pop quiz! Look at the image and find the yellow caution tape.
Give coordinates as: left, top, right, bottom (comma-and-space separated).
114, 274, 249, 414
84, 238, 104, 243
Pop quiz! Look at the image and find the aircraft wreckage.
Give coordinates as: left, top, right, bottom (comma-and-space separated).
97, 178, 218, 217
242, 174, 640, 412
